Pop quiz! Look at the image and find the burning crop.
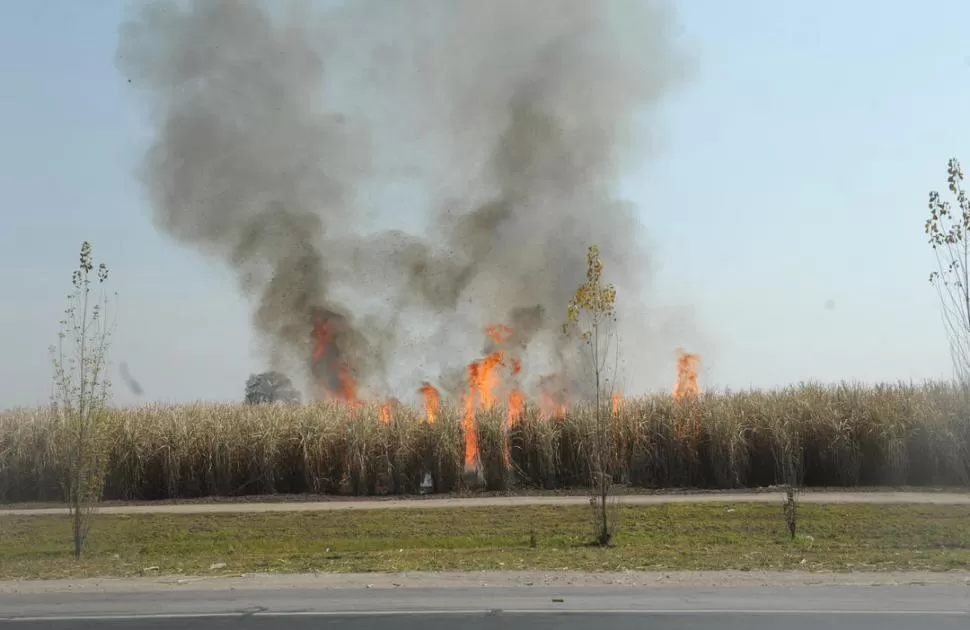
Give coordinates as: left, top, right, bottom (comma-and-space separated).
306, 307, 705, 482
419, 382, 440, 424
117, 0, 695, 434
112, 0, 707, 490
311, 309, 359, 405
673, 348, 702, 401
3, 381, 970, 504
92, 1, 963, 507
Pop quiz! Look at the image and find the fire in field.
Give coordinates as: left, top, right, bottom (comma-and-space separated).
2, 2, 968, 507
111, 0, 710, 486
308, 302, 701, 478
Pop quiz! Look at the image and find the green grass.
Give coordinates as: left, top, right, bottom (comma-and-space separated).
2, 503, 969, 579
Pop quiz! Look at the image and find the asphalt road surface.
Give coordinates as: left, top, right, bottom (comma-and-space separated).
3, 612, 968, 629
1, 584, 967, 629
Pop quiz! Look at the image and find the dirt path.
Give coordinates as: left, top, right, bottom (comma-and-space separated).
3, 489, 969, 516
2, 569, 969, 595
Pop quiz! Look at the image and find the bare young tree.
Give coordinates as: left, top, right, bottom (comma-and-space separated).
49, 241, 115, 558
773, 422, 803, 541
925, 158, 970, 386
564, 245, 619, 546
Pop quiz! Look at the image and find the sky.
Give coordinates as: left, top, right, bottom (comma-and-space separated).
0, 0, 967, 409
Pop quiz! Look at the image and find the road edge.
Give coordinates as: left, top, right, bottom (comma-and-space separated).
3, 569, 970, 594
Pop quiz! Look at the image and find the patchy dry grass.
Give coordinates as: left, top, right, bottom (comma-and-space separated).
1, 503, 968, 579
2, 381, 970, 503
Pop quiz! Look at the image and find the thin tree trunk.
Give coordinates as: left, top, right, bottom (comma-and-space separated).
73, 505, 82, 559
593, 319, 609, 545
73, 284, 90, 560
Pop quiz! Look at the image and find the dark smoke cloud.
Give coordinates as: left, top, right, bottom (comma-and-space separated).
118, 0, 686, 400
119, 362, 143, 396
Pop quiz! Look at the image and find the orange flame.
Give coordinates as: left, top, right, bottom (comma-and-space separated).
463, 362, 480, 470
611, 390, 623, 417
507, 390, 525, 427
311, 313, 358, 404
379, 402, 392, 425
418, 382, 440, 424
336, 365, 358, 404
462, 349, 505, 470
460, 323, 524, 472
311, 319, 332, 365
673, 349, 702, 401
477, 352, 504, 411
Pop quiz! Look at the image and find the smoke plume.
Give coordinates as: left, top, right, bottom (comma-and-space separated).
117, 0, 686, 400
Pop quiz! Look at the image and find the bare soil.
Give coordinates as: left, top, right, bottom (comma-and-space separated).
3, 569, 969, 595
3, 487, 969, 515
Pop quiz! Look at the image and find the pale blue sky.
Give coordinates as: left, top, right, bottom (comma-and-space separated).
0, 1, 965, 408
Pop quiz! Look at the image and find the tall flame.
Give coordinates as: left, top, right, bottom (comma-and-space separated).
673, 349, 702, 401
379, 401, 392, 425
507, 348, 524, 426
460, 323, 524, 473
419, 382, 440, 424
507, 390, 525, 427
476, 352, 504, 411
311, 311, 358, 404
611, 390, 623, 417
336, 365, 358, 404
462, 350, 505, 470
463, 362, 481, 470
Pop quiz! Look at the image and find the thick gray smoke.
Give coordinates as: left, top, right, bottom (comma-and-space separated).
118, 0, 686, 401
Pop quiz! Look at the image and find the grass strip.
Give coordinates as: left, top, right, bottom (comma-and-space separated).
1, 502, 968, 579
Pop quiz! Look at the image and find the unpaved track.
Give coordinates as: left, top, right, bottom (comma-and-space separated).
3, 489, 969, 516
4, 569, 970, 596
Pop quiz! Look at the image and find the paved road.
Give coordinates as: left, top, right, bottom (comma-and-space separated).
1, 584, 967, 628
3, 612, 968, 629
4, 490, 969, 516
